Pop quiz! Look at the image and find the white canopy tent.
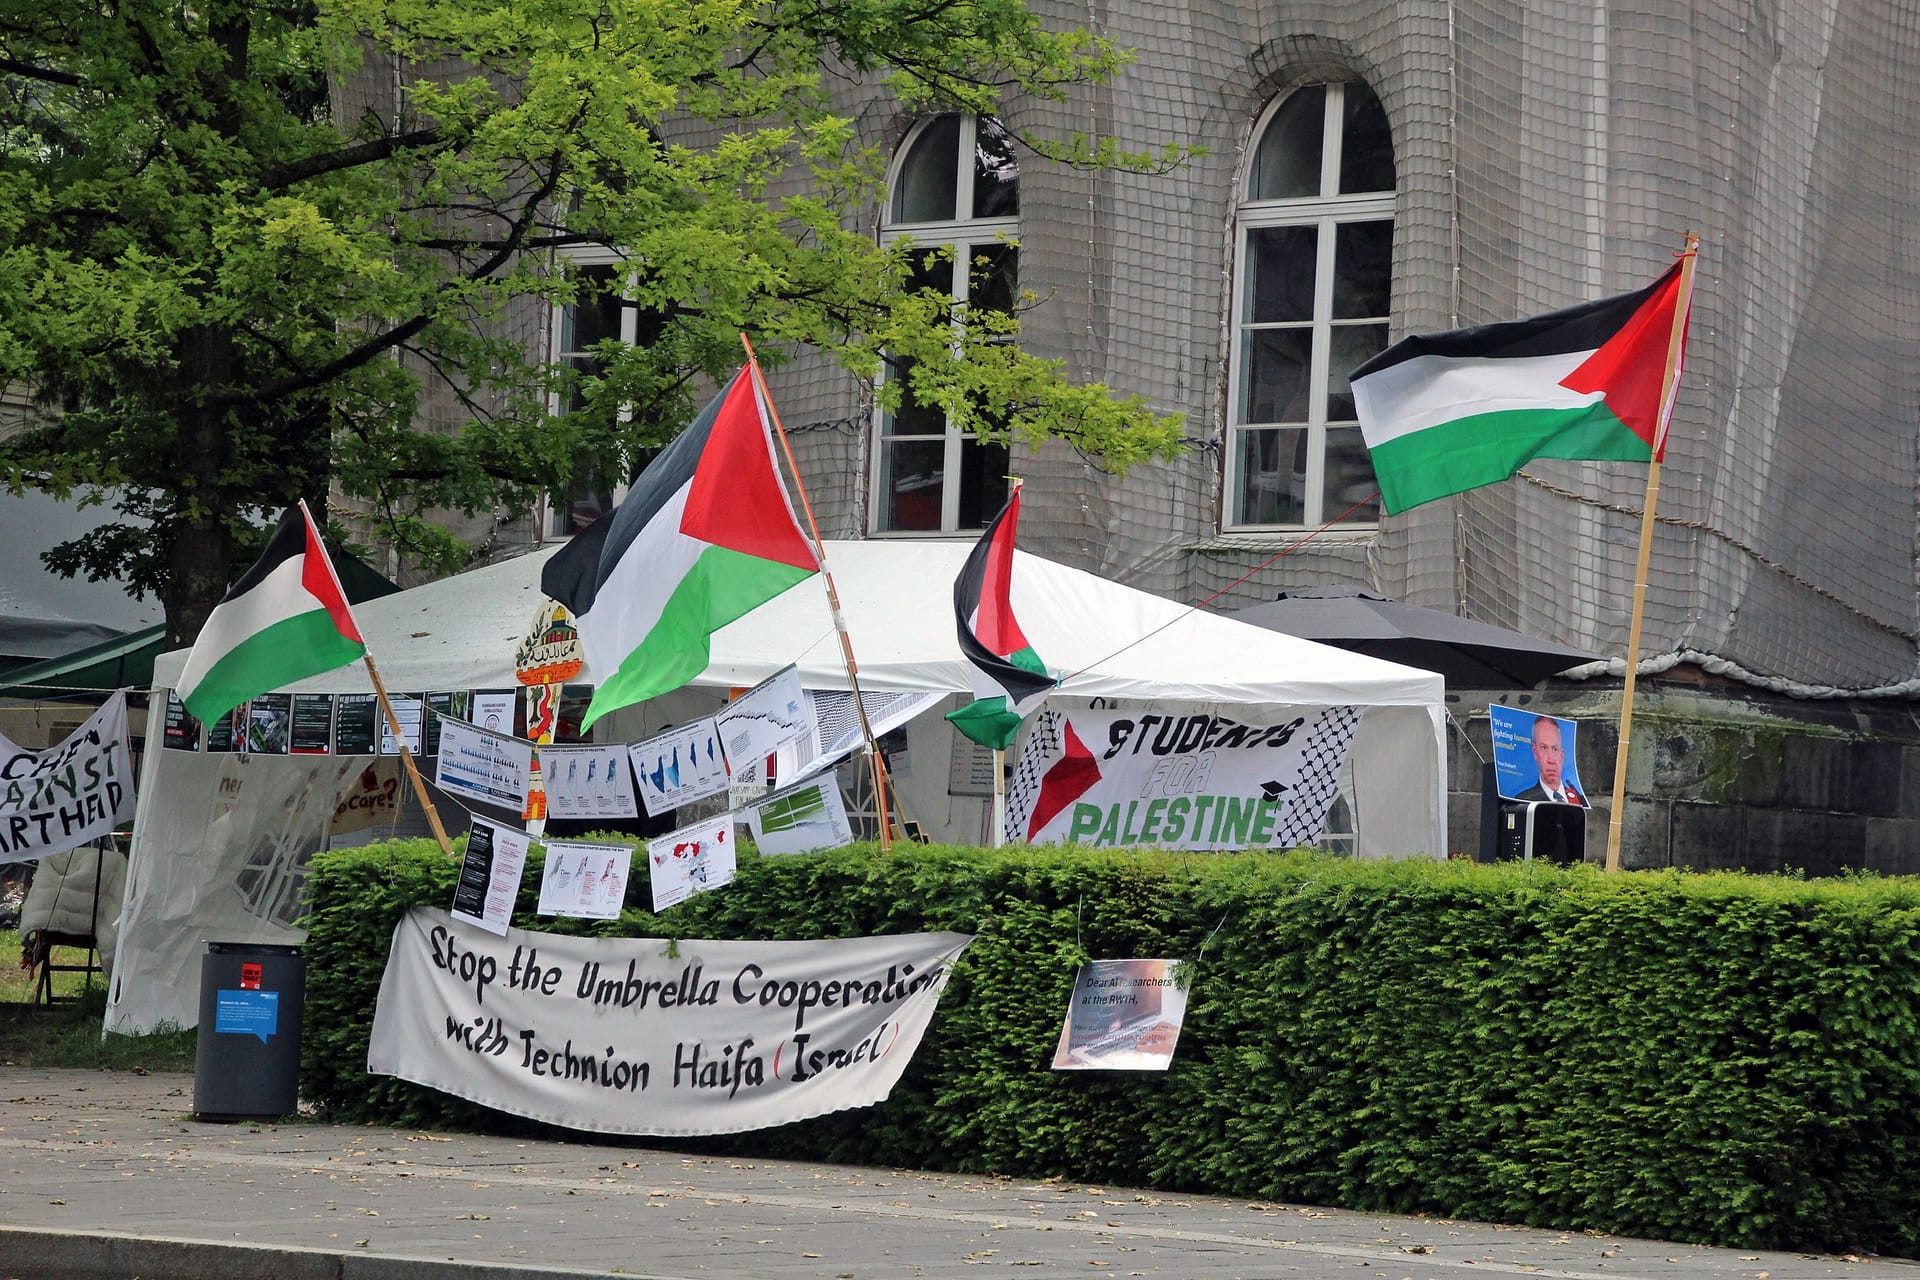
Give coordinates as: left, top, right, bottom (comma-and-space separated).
107, 541, 1445, 1033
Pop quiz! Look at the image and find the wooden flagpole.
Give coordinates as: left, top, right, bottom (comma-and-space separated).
739, 337, 897, 852
296, 499, 455, 859
990, 748, 1006, 848
1604, 232, 1700, 872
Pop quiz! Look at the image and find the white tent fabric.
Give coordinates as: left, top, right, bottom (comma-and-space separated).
112, 541, 1445, 1034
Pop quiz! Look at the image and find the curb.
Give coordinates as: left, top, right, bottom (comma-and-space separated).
0, 1227, 657, 1280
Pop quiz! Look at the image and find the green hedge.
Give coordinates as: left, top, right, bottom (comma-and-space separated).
302, 839, 1920, 1255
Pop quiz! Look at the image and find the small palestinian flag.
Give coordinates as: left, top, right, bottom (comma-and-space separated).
1352, 259, 1691, 514
945, 483, 1054, 750
176, 502, 367, 725
567, 366, 819, 730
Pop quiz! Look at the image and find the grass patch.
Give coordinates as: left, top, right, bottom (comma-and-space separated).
0, 929, 196, 1072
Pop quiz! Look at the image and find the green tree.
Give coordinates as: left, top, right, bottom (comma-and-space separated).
0, 0, 1185, 644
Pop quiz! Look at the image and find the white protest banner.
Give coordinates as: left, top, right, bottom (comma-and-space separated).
629, 718, 728, 815
715, 666, 812, 782
0, 693, 136, 864
368, 909, 973, 1136
539, 744, 638, 821
451, 818, 529, 936
747, 778, 853, 857
1051, 958, 1189, 1071
646, 815, 735, 910
434, 718, 534, 813
1005, 706, 1361, 851
538, 840, 636, 919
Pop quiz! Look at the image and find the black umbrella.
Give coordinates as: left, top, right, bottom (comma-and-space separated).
1228, 587, 1602, 689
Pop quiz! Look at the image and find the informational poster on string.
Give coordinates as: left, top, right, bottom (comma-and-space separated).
0, 693, 136, 863
630, 719, 728, 815
716, 666, 813, 782
746, 778, 853, 856
367, 909, 973, 1136
1051, 958, 1189, 1071
646, 815, 735, 910
434, 718, 534, 813
1005, 706, 1362, 851
539, 744, 638, 821
537, 840, 636, 919
451, 818, 529, 936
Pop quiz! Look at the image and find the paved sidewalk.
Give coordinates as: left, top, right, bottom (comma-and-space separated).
0, 1069, 1915, 1280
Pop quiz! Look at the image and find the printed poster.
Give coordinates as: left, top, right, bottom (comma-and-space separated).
1489, 705, 1590, 807
646, 815, 735, 910
289, 694, 335, 754
630, 718, 728, 815
537, 839, 636, 919
746, 778, 854, 857
450, 817, 529, 936
368, 909, 973, 1136
379, 693, 425, 756
434, 717, 534, 813
716, 666, 814, 782
162, 690, 202, 752
0, 693, 137, 863
472, 690, 518, 736
334, 693, 380, 755
1005, 706, 1361, 851
539, 743, 638, 821
1052, 959, 1190, 1071
246, 692, 292, 755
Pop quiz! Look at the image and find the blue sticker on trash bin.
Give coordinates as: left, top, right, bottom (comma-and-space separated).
214, 989, 280, 1043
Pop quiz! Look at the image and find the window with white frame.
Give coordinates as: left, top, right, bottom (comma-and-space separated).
545, 258, 636, 539
872, 114, 1017, 533
1225, 81, 1394, 529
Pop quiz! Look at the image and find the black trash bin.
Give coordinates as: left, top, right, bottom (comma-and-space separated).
193, 941, 305, 1121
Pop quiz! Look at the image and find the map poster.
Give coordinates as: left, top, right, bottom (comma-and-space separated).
540, 743, 639, 821
630, 718, 729, 815
1051, 959, 1189, 1072
450, 817, 529, 937
334, 693, 380, 755
536, 839, 636, 920
716, 665, 813, 782
747, 778, 854, 857
290, 694, 334, 754
645, 815, 735, 910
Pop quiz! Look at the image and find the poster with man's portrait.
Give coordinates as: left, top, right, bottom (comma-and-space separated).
1489, 706, 1590, 807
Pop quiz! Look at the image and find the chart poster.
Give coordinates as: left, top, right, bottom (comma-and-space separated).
244, 692, 293, 755
205, 704, 243, 753
540, 743, 639, 821
1005, 706, 1361, 851
716, 666, 813, 782
334, 693, 380, 755
747, 778, 854, 857
162, 690, 202, 752
630, 718, 729, 815
472, 690, 518, 736
288, 694, 334, 754
1489, 705, 1590, 807
450, 817, 529, 937
434, 717, 534, 813
646, 815, 736, 910
1051, 959, 1189, 1071
537, 839, 636, 919
379, 693, 425, 756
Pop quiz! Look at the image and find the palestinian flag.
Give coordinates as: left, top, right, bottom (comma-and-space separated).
945, 484, 1054, 750
176, 502, 366, 725
574, 367, 818, 729
1352, 260, 1690, 514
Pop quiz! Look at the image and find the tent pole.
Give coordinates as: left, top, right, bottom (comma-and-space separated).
741, 336, 897, 851
363, 653, 455, 858
990, 748, 1006, 848
1604, 233, 1699, 873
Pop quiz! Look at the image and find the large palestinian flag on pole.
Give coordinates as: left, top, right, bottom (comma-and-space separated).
945, 483, 1055, 750
1352, 261, 1690, 514
176, 502, 367, 725
573, 368, 819, 730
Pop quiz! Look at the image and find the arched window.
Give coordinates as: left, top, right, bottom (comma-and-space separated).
1225, 81, 1394, 529
872, 115, 1017, 533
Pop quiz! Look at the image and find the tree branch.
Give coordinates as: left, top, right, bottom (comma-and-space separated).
0, 56, 85, 88
260, 125, 452, 190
